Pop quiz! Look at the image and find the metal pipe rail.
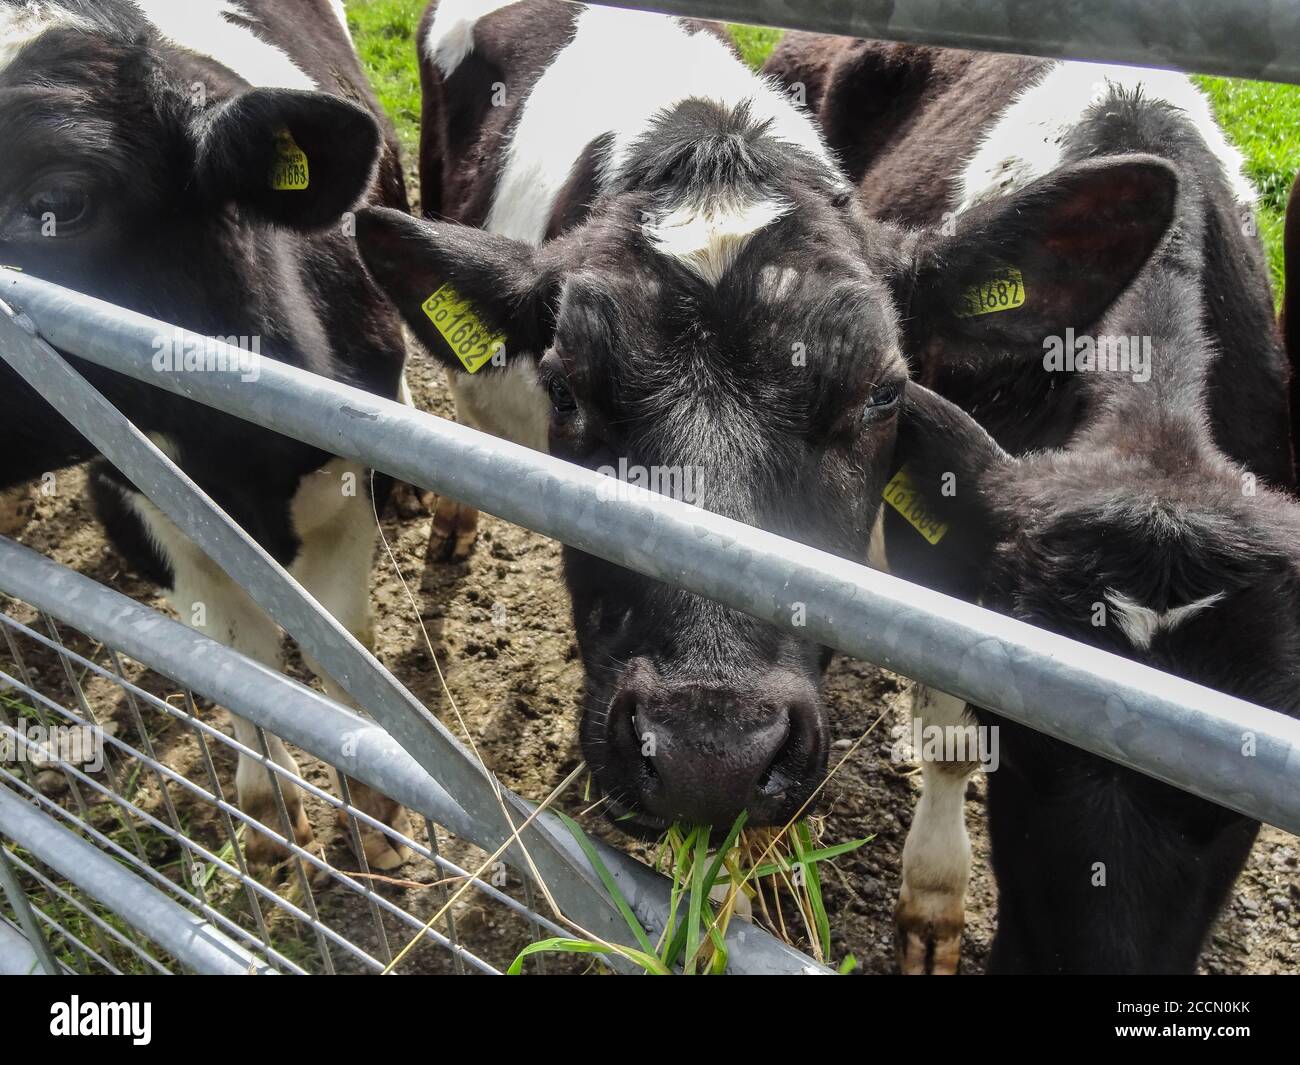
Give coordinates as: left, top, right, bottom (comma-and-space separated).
3, 272, 1298, 837
598, 0, 1300, 85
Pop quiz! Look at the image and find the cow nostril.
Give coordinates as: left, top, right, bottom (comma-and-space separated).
755, 704, 814, 800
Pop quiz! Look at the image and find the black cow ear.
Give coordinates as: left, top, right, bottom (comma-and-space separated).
195, 88, 381, 231
904, 155, 1178, 364
880, 384, 1014, 601
354, 206, 550, 374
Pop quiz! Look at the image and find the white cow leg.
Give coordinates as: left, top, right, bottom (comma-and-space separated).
427, 369, 483, 563
896, 684, 980, 975
289, 461, 412, 871
127, 494, 313, 867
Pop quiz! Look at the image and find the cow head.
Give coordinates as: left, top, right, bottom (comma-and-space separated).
884, 381, 1300, 968
0, 4, 385, 419
357, 107, 1175, 832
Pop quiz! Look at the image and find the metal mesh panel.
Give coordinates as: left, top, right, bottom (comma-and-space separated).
0, 595, 569, 975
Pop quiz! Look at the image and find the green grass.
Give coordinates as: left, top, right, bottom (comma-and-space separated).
729, 23, 782, 70
1195, 76, 1300, 292
508, 813, 870, 974
346, 0, 425, 160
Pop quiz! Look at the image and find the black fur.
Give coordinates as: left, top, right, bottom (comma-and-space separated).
0, 0, 408, 575
824, 57, 1300, 971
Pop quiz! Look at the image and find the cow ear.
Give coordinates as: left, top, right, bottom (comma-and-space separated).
355, 206, 550, 374
904, 156, 1178, 363
880, 383, 1014, 601
195, 88, 381, 231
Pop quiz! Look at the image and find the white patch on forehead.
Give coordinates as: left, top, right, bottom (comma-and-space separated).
956, 60, 1256, 213
645, 197, 788, 286
1105, 589, 1224, 651
485, 4, 832, 247
423, 0, 519, 76
130, 0, 314, 90
0, 2, 94, 71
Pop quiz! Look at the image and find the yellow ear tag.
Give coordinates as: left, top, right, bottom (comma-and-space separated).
270, 130, 310, 191
883, 466, 949, 545
422, 284, 506, 374
957, 267, 1025, 317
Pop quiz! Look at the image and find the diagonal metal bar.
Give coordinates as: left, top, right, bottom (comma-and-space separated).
0, 294, 647, 960
0, 844, 59, 975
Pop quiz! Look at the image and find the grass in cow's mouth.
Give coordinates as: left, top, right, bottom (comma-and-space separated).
508, 812, 870, 974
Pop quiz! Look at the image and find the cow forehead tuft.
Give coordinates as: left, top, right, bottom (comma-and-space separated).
643, 196, 789, 287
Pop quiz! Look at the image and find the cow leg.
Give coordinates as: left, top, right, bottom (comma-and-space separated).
896, 684, 979, 975
0, 484, 35, 537
289, 460, 412, 871
125, 493, 313, 867
428, 369, 482, 562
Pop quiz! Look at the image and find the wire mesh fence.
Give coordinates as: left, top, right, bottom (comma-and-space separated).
0, 587, 571, 975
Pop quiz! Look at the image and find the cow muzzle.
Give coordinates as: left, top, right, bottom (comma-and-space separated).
585, 657, 828, 830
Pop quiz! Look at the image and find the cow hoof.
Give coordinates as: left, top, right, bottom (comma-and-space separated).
243, 802, 315, 869
336, 789, 413, 872
428, 497, 478, 562
895, 892, 964, 975
361, 830, 412, 872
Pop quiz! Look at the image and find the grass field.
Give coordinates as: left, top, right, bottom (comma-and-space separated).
345, 1, 1300, 293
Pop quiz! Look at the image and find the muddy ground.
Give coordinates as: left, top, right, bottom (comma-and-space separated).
4, 330, 1297, 975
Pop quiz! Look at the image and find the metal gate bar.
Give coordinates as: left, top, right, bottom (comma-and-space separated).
0, 917, 43, 975
596, 0, 1300, 85
4, 272, 1296, 836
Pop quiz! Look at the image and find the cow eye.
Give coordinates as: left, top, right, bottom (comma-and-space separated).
863, 380, 903, 421
25, 178, 93, 232
547, 372, 577, 415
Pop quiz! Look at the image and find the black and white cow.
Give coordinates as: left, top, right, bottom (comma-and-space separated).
357, 1, 1175, 836
767, 36, 1300, 973
0, 0, 413, 868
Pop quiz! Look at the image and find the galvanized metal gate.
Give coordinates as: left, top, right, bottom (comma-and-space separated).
3, 0, 1300, 975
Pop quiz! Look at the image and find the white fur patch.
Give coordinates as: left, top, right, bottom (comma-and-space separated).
131, 0, 315, 90
422, 0, 520, 76
484, 4, 830, 247
645, 197, 788, 285
0, 2, 94, 71
448, 355, 548, 451
956, 60, 1257, 213
1105, 589, 1224, 650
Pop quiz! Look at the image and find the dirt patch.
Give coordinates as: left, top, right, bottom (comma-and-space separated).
5, 336, 1296, 975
